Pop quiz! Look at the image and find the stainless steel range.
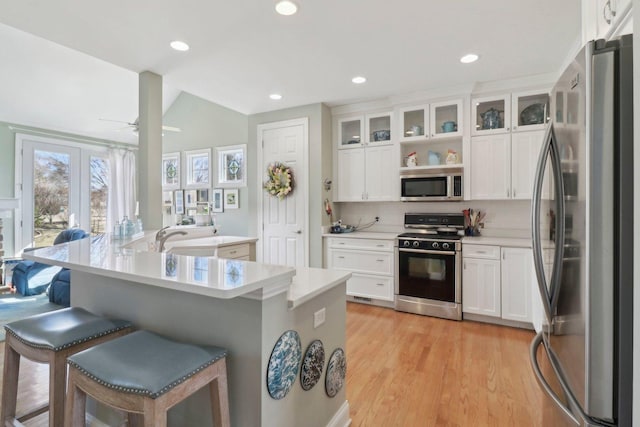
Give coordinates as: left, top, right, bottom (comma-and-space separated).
395, 213, 463, 320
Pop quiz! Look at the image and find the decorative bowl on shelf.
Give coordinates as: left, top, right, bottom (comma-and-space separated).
520, 103, 546, 125
441, 121, 457, 133
371, 129, 391, 141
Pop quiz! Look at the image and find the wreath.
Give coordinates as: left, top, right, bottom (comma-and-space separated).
264, 162, 294, 199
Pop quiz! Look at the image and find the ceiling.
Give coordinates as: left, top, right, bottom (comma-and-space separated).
0, 1, 581, 144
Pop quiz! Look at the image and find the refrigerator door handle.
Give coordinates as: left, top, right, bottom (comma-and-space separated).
529, 333, 580, 426
531, 123, 565, 322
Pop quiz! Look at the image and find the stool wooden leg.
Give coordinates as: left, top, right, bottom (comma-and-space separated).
143, 399, 166, 427
65, 368, 87, 427
50, 352, 67, 427
1, 340, 20, 424
209, 359, 230, 427
128, 413, 145, 427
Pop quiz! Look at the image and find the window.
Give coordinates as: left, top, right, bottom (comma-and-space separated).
184, 149, 211, 188
216, 144, 247, 188
90, 156, 109, 235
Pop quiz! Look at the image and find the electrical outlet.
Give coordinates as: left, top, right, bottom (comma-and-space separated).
314, 308, 326, 328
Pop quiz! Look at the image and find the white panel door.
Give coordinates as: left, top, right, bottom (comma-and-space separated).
511, 130, 545, 200
260, 121, 307, 267
470, 134, 511, 200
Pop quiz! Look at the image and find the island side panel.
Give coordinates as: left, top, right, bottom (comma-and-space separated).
71, 270, 264, 427
261, 282, 348, 427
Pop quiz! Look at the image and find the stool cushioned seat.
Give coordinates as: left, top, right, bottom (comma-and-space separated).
4, 307, 132, 351
67, 330, 227, 399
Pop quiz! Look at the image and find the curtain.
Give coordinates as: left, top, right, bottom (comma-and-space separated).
107, 148, 136, 231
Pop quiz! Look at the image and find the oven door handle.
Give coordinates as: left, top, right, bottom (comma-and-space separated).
398, 248, 457, 256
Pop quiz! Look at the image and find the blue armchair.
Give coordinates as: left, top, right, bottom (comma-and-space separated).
12, 229, 88, 297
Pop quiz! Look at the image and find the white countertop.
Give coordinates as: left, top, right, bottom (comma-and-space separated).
288, 267, 351, 309
164, 235, 258, 251
322, 231, 399, 240
462, 236, 554, 249
23, 234, 295, 300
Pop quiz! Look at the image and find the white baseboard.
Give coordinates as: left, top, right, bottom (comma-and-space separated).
326, 400, 351, 427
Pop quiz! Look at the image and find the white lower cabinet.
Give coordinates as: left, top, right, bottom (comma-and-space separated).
324, 236, 395, 302
463, 244, 533, 325
462, 246, 501, 317
500, 247, 532, 323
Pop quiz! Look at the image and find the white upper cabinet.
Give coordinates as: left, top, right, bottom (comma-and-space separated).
470, 134, 511, 199
365, 112, 393, 146
511, 130, 546, 199
472, 94, 511, 136
398, 105, 429, 142
337, 115, 365, 149
337, 148, 366, 201
429, 99, 463, 139
512, 91, 550, 132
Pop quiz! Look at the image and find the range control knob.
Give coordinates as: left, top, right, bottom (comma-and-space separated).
442, 243, 450, 250
403, 240, 410, 247
431, 242, 439, 249
412, 241, 420, 248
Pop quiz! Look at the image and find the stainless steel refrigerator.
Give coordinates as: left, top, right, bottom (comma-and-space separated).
529, 35, 633, 426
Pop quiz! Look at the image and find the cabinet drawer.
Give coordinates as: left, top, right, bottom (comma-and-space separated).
330, 250, 393, 275
328, 238, 393, 251
347, 274, 394, 301
462, 244, 500, 260
217, 244, 250, 259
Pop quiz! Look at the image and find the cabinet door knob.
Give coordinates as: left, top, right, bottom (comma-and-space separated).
296, 230, 302, 234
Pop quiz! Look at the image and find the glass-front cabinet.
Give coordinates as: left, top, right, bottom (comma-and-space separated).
398, 105, 428, 142
472, 94, 511, 135
338, 115, 364, 149
512, 90, 550, 132
365, 112, 393, 145
430, 99, 463, 139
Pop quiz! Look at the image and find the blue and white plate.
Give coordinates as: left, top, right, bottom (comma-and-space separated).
300, 340, 325, 391
267, 330, 302, 399
325, 348, 346, 398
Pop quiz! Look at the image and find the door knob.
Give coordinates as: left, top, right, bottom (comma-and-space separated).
296, 230, 302, 234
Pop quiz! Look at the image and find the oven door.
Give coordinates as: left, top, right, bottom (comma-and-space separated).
396, 248, 459, 303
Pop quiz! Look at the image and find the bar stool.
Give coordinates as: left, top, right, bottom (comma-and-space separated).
1, 307, 132, 426
65, 330, 230, 427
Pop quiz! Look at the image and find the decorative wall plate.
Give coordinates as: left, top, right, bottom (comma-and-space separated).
325, 348, 346, 398
267, 330, 302, 400
300, 340, 325, 391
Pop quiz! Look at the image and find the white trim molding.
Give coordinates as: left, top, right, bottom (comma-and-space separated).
325, 400, 351, 427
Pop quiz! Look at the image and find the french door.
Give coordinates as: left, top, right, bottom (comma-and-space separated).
16, 134, 110, 252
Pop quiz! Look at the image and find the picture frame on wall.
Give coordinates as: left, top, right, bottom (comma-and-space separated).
185, 189, 198, 208
224, 188, 239, 210
162, 152, 180, 190
184, 148, 211, 189
216, 144, 247, 188
212, 188, 224, 213
197, 189, 210, 202
175, 190, 185, 215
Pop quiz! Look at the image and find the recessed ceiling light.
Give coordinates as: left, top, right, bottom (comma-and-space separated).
460, 54, 479, 64
275, 0, 298, 15
170, 40, 190, 52
269, 93, 283, 100
352, 76, 367, 84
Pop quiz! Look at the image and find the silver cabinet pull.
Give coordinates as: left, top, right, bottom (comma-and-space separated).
376, 244, 385, 247
376, 259, 384, 262
338, 256, 345, 259
376, 283, 384, 286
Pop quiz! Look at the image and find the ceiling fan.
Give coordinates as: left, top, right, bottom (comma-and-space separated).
99, 118, 181, 133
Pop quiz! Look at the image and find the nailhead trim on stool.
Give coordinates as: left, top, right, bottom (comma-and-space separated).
1, 307, 133, 427
65, 330, 230, 427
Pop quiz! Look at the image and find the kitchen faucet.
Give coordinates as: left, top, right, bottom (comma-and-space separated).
157, 230, 188, 252
155, 225, 170, 242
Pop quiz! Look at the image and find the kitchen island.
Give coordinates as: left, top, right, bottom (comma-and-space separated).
23, 234, 351, 427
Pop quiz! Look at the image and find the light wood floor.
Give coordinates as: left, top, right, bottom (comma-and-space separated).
346, 302, 572, 427
0, 303, 572, 426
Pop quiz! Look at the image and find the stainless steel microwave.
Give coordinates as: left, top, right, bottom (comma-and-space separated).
400, 167, 463, 201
